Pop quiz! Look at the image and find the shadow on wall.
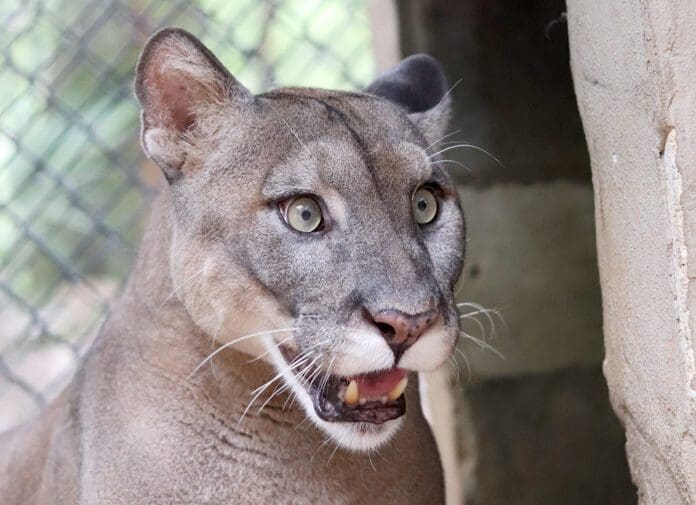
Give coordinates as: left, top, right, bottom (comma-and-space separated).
397, 1, 636, 503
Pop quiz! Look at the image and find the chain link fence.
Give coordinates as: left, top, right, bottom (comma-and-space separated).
0, 0, 377, 431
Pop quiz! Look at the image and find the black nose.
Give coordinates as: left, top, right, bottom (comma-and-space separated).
365, 308, 438, 361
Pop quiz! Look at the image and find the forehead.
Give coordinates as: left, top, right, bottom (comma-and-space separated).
261, 138, 432, 197
258, 88, 426, 144
254, 89, 434, 195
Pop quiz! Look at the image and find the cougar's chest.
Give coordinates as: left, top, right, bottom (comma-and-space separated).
81, 401, 443, 504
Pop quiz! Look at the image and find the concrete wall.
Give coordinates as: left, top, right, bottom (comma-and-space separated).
567, 1, 696, 503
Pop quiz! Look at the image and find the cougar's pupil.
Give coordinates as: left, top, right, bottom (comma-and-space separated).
417, 199, 427, 211
301, 209, 312, 220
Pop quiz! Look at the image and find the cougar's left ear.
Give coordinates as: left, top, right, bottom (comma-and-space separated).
134, 27, 252, 180
365, 54, 450, 145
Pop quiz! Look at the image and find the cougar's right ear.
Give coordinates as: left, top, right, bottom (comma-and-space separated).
134, 27, 251, 181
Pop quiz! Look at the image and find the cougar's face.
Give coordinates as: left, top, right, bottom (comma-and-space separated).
136, 29, 465, 451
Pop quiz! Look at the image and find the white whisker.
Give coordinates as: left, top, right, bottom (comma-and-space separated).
457, 302, 506, 338
282, 387, 299, 410
424, 128, 463, 152
250, 355, 309, 396
428, 158, 472, 172
245, 336, 294, 364
454, 347, 472, 381
187, 328, 297, 380
159, 266, 205, 309
283, 354, 322, 410
208, 317, 224, 380
318, 356, 335, 393
459, 312, 488, 340
238, 356, 310, 426
367, 451, 377, 472
301, 365, 323, 389
433, 77, 462, 113
459, 331, 505, 359
327, 441, 341, 464
257, 381, 292, 414
282, 118, 312, 157
293, 414, 312, 431
429, 142, 503, 167
310, 436, 334, 463
448, 354, 461, 386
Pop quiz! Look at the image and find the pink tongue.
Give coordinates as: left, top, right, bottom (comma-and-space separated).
352, 368, 406, 397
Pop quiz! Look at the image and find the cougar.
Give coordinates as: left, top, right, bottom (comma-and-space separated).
0, 28, 465, 504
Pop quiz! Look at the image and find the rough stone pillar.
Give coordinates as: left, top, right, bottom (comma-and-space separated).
397, 1, 636, 503
567, 1, 696, 503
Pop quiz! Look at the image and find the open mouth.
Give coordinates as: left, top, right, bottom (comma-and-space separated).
308, 368, 408, 424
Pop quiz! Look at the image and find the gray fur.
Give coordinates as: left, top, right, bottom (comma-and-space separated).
0, 27, 465, 504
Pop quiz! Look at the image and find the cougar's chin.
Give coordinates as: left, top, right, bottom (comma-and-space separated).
314, 416, 405, 453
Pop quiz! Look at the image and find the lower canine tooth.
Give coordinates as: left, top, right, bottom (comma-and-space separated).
387, 377, 408, 401
345, 380, 359, 406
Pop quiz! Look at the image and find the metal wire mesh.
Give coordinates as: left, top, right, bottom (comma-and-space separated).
0, 0, 376, 431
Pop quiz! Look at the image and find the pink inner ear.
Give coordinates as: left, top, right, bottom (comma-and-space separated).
159, 78, 194, 131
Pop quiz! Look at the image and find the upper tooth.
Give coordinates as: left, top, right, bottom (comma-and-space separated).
345, 380, 359, 406
387, 376, 408, 401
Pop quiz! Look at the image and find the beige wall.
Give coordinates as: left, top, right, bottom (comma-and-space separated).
568, 1, 696, 502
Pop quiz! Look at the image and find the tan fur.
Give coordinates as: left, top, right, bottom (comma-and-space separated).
0, 196, 444, 504
0, 28, 463, 504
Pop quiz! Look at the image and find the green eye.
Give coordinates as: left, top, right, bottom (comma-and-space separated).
412, 187, 438, 224
284, 196, 323, 233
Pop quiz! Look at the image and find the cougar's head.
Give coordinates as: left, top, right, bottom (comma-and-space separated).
135, 28, 465, 451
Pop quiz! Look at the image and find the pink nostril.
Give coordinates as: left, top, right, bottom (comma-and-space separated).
366, 308, 438, 361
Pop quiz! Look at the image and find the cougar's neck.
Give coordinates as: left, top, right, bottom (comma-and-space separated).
99, 190, 295, 425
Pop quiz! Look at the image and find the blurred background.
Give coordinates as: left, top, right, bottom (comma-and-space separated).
0, 1, 637, 504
